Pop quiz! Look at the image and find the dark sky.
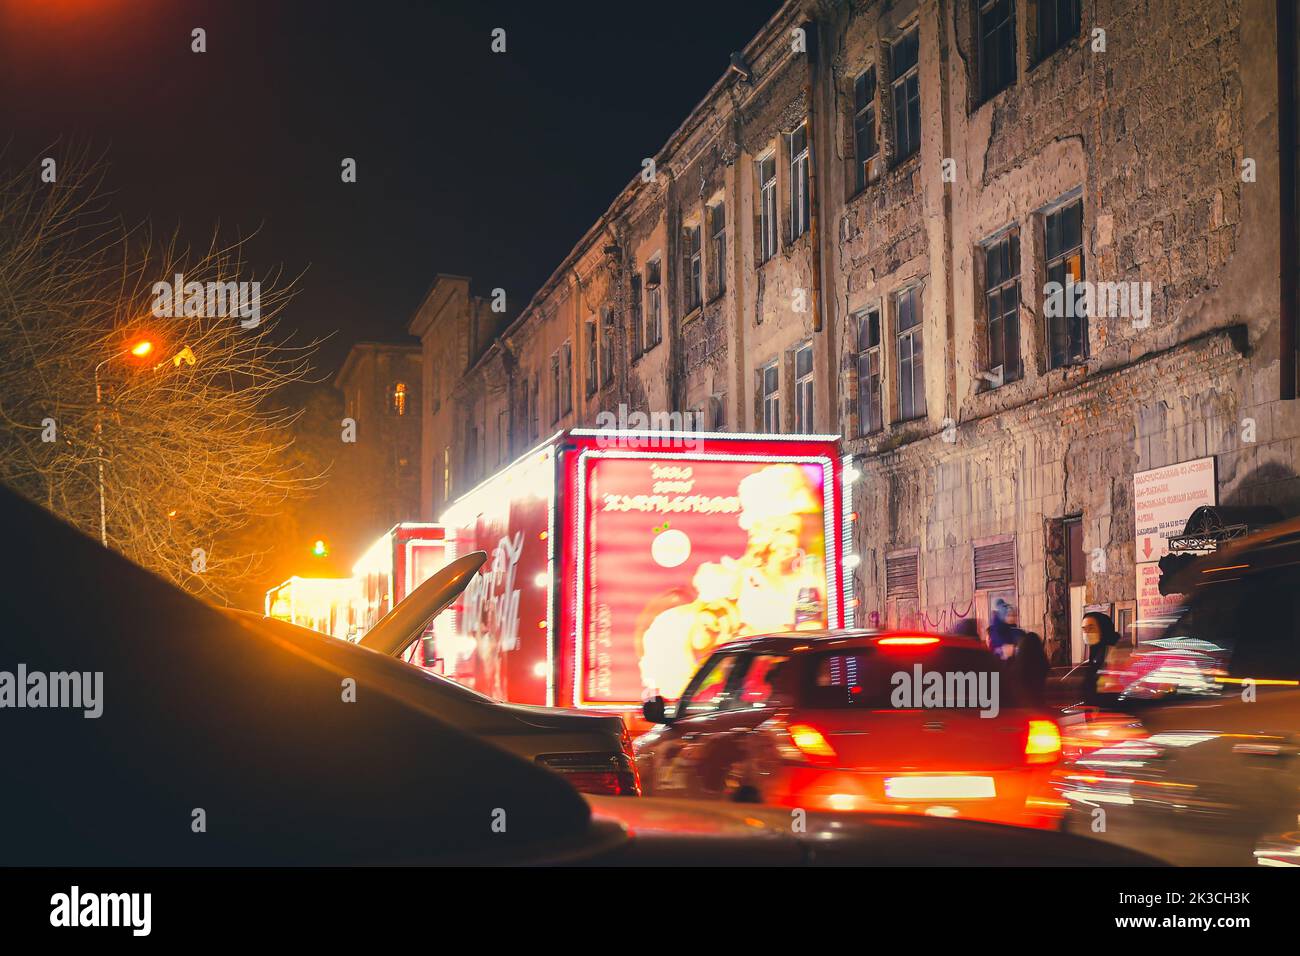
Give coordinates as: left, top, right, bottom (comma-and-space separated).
1, 0, 780, 376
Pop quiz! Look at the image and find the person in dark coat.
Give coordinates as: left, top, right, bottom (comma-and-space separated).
1080, 611, 1121, 704
1008, 630, 1050, 707
950, 617, 980, 640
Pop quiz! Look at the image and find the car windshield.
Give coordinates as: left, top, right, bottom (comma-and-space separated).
802, 646, 1016, 710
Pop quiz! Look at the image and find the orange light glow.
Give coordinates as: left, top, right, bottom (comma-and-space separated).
1025, 720, 1062, 763
129, 339, 154, 358
788, 723, 837, 760
878, 636, 940, 646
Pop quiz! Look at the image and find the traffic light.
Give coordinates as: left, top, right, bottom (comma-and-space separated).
311, 539, 329, 558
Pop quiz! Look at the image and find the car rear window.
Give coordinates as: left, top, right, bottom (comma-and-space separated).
802, 646, 1015, 710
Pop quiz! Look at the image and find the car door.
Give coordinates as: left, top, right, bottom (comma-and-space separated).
680, 653, 794, 799
644, 651, 745, 796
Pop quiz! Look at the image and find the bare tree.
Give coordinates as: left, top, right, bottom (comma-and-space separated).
0, 149, 323, 603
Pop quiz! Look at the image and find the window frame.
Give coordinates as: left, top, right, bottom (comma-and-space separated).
709, 201, 727, 298
1043, 196, 1087, 370
757, 152, 778, 264
684, 222, 703, 313
1031, 0, 1081, 66
788, 122, 811, 240
853, 67, 879, 192
894, 285, 926, 422
856, 307, 884, 436
978, 0, 1017, 103
889, 26, 922, 163
645, 258, 663, 349
793, 342, 814, 433
759, 359, 781, 433
981, 228, 1023, 385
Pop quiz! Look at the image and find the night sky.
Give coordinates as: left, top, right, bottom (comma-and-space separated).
1, 0, 781, 375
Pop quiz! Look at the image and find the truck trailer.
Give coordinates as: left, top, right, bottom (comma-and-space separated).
429, 429, 855, 719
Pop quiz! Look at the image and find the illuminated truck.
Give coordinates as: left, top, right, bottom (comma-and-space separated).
352, 523, 448, 662
430, 429, 854, 719
265, 577, 357, 641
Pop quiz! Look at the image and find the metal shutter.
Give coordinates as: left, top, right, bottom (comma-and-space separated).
885, 552, 919, 600
974, 539, 1017, 592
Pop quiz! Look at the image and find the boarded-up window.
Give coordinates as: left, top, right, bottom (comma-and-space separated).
885, 551, 920, 600
974, 539, 1017, 592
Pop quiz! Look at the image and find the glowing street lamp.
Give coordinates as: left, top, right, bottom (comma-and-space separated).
92, 335, 179, 548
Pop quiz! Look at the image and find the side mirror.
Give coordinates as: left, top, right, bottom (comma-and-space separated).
642, 695, 670, 724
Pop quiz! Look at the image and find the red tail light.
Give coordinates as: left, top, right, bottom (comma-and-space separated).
787, 722, 838, 762
1025, 719, 1062, 764
536, 752, 641, 796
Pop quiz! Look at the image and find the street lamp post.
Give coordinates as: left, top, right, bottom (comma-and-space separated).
93, 339, 154, 547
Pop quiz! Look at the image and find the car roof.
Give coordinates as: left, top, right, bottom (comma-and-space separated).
710, 629, 986, 655
1170, 514, 1300, 591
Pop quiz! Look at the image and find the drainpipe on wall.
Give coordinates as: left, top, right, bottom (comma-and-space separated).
803, 19, 826, 337
1279, 0, 1297, 400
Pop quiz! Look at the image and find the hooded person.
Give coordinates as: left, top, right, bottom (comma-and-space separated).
1080, 610, 1121, 703
987, 599, 1021, 660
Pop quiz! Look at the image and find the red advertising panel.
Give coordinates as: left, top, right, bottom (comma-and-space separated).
436, 449, 553, 706
576, 450, 836, 707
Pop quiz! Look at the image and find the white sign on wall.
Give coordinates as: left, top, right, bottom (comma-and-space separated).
1133, 457, 1217, 563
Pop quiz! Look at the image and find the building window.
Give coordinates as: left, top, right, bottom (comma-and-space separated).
645, 259, 663, 348
890, 27, 921, 162
856, 308, 883, 435
895, 286, 926, 421
683, 223, 702, 312
853, 67, 879, 191
585, 318, 598, 396
390, 381, 408, 416
789, 122, 810, 239
442, 446, 451, 502
1031, 0, 1080, 64
979, 0, 1016, 102
983, 230, 1022, 384
760, 360, 781, 433
601, 307, 615, 386
709, 202, 726, 297
793, 343, 814, 433
1044, 197, 1087, 369
757, 153, 778, 263
630, 273, 644, 357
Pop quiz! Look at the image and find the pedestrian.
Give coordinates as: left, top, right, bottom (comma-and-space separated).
1008, 629, 1050, 708
987, 599, 1021, 661
1080, 610, 1121, 704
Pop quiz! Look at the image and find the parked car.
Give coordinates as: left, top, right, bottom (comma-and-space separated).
635, 630, 1067, 829
1056, 516, 1300, 865
224, 608, 641, 798
0, 484, 1158, 866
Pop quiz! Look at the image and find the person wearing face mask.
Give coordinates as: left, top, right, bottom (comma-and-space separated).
1080, 611, 1121, 704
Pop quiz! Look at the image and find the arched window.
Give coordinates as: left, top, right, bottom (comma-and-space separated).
391, 382, 407, 416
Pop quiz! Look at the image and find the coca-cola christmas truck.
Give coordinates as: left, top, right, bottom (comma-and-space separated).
351, 523, 448, 664
430, 429, 855, 722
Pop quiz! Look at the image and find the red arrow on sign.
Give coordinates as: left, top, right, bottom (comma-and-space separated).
1142, 537, 1153, 558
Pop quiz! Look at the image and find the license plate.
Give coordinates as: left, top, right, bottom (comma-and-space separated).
884, 776, 996, 800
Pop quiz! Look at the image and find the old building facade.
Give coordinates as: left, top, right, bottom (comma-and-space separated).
410, 0, 1300, 663
334, 341, 424, 545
